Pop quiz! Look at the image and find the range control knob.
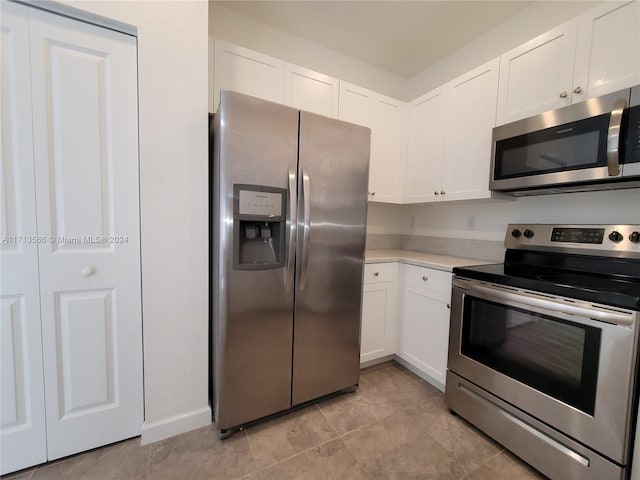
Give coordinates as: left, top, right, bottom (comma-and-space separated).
630, 231, 640, 243
511, 229, 522, 238
609, 231, 623, 243
523, 229, 534, 239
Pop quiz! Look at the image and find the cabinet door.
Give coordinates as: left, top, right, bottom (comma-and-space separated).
284, 63, 338, 118
0, 3, 47, 474
399, 284, 450, 390
213, 40, 284, 111
369, 94, 405, 203
29, 9, 143, 460
338, 81, 373, 128
573, 1, 640, 101
361, 282, 394, 363
442, 58, 499, 201
405, 88, 446, 203
496, 21, 578, 125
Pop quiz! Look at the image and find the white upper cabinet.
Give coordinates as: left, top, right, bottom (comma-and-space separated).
213, 39, 284, 111
284, 63, 339, 118
573, 1, 640, 100
338, 81, 374, 128
497, 1, 640, 125
405, 59, 499, 204
405, 87, 446, 203
442, 58, 500, 201
496, 22, 578, 125
369, 94, 405, 203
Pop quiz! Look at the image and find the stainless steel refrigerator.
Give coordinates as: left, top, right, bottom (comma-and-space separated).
210, 91, 370, 435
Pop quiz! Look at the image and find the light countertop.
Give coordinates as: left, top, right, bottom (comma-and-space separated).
365, 249, 494, 272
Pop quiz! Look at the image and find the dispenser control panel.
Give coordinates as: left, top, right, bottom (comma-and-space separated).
238, 189, 282, 217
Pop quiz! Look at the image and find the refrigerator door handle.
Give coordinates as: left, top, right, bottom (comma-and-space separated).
285, 165, 297, 292
299, 167, 311, 290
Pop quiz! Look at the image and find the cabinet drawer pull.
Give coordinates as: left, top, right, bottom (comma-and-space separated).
374, 272, 379, 277
434, 191, 439, 195
440, 191, 445, 195
447, 304, 450, 309
422, 275, 428, 281
81, 266, 96, 277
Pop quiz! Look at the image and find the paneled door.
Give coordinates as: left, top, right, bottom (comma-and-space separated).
28, 8, 143, 460
0, 2, 48, 473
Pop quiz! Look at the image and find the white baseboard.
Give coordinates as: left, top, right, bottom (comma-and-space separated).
360, 355, 395, 369
141, 406, 212, 445
394, 355, 445, 393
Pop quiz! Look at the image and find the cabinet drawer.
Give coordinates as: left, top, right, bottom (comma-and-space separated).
403, 264, 452, 294
363, 263, 396, 284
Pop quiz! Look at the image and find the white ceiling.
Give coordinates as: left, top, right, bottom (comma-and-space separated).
214, 1, 532, 78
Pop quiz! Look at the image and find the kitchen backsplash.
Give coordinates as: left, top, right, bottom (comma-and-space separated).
366, 234, 505, 262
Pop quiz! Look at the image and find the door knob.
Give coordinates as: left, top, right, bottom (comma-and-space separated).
559, 91, 568, 98
573, 86, 582, 94
81, 266, 96, 277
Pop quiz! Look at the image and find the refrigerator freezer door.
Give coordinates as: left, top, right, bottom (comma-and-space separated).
212, 91, 299, 429
292, 111, 371, 405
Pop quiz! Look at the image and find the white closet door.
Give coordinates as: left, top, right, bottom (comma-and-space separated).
0, 3, 47, 473
28, 8, 143, 460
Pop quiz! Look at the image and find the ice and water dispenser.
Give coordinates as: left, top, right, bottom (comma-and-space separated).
233, 184, 286, 270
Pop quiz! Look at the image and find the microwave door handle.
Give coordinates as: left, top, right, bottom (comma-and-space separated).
607, 98, 628, 176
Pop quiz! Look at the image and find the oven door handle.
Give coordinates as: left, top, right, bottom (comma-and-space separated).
460, 282, 633, 326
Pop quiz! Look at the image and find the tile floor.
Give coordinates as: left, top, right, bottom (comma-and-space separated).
4, 362, 546, 480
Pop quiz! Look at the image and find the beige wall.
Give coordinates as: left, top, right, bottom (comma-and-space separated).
209, 2, 407, 100
52, 0, 210, 443
407, 1, 601, 98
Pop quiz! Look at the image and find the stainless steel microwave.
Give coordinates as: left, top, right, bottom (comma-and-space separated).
490, 85, 640, 196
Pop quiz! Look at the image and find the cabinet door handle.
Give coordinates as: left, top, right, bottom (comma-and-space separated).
573, 86, 582, 94
447, 304, 451, 309
440, 191, 445, 195
422, 275, 428, 281
434, 191, 439, 195
370, 191, 376, 196
374, 272, 379, 277
559, 91, 568, 98
81, 266, 96, 277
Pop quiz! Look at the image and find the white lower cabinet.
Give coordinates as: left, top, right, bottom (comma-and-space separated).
360, 261, 454, 392
360, 263, 397, 364
398, 265, 452, 391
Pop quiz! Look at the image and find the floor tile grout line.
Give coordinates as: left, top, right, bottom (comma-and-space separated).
315, 403, 340, 438
145, 440, 153, 479
460, 448, 507, 480
237, 435, 344, 480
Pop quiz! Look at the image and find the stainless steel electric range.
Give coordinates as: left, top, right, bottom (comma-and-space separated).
446, 224, 640, 480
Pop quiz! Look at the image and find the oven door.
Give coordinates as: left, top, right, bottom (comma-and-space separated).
448, 277, 639, 464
